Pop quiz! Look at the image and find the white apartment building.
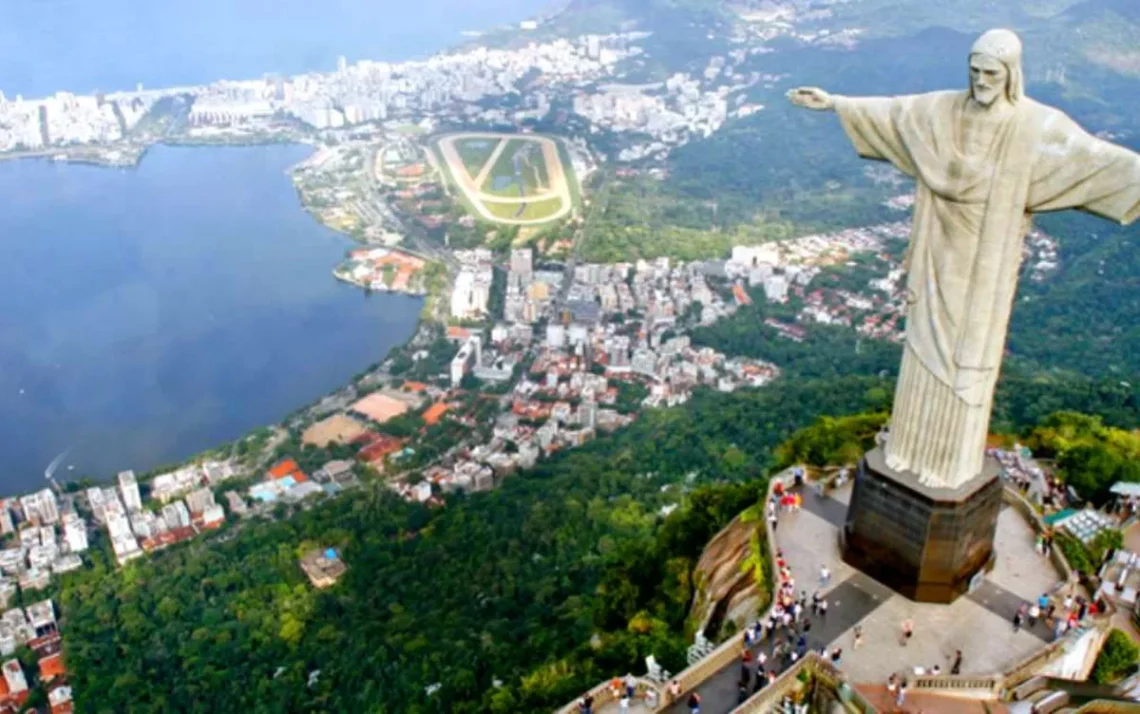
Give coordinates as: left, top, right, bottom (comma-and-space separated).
118, 470, 142, 512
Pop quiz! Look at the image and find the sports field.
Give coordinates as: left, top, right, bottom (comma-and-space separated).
435, 133, 574, 226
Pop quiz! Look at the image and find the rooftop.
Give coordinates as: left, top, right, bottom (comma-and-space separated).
350, 392, 412, 424
300, 548, 347, 589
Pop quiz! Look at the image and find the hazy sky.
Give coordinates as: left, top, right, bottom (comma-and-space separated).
1, 0, 553, 97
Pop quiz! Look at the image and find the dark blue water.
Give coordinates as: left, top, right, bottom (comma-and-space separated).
0, 145, 421, 488
0, 0, 551, 97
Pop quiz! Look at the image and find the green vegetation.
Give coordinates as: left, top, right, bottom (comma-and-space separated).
1092, 629, 1140, 684
1056, 531, 1096, 577
484, 196, 565, 222
61, 377, 890, 714
1024, 412, 1140, 504
481, 138, 527, 195
453, 137, 499, 179
773, 413, 889, 471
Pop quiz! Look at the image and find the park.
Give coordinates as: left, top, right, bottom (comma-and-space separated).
434, 132, 575, 226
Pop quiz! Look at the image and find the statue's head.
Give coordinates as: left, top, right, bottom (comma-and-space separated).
969, 29, 1024, 107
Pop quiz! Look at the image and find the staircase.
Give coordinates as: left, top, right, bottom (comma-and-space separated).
1008, 674, 1140, 713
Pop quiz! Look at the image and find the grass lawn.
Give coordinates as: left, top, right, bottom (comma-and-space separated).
483, 196, 565, 222
454, 138, 500, 180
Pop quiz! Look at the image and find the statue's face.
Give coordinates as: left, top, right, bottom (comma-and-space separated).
969, 54, 1008, 107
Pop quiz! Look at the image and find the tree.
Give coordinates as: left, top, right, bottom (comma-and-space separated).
1092, 629, 1140, 684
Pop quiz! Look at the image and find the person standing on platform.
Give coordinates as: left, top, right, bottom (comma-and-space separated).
951, 649, 963, 675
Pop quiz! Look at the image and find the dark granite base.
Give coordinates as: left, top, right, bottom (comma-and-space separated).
841, 446, 1003, 603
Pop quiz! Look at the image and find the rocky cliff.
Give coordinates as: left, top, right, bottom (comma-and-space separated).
690, 512, 769, 639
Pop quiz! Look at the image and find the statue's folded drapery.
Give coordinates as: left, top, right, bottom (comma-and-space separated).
834, 91, 1140, 488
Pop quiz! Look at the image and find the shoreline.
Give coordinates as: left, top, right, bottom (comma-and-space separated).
0, 141, 440, 495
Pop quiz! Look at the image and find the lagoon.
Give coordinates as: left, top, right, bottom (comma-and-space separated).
0, 144, 421, 491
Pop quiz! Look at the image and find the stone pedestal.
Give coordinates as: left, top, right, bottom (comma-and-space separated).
841, 446, 1003, 603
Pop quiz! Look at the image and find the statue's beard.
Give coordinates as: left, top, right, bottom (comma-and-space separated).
970, 87, 1003, 108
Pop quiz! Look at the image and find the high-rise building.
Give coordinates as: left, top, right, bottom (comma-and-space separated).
185, 488, 216, 516
62, 513, 88, 554
0, 504, 13, 536
19, 490, 58, 526
337, 55, 348, 74
510, 248, 534, 278
118, 470, 142, 512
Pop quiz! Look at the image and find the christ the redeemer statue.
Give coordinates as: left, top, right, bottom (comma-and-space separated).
789, 28, 1140, 490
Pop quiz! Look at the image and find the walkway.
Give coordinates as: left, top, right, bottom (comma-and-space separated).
664, 481, 1065, 714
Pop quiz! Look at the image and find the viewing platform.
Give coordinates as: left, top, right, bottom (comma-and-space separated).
562, 467, 1117, 714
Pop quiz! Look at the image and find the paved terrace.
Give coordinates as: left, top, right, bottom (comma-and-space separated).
661, 482, 1065, 714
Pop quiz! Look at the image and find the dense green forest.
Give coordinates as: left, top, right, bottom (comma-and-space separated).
62, 368, 1140, 713
60, 378, 888, 714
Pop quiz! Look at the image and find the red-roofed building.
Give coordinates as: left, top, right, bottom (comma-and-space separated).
48, 684, 73, 714
357, 435, 407, 465
403, 381, 429, 393
38, 653, 65, 683
446, 326, 472, 342
267, 459, 308, 483
422, 402, 449, 426
0, 660, 27, 710
268, 459, 300, 479
731, 283, 752, 306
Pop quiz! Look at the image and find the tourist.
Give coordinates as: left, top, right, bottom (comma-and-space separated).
812, 591, 821, 615
666, 680, 682, 704
819, 565, 831, 586
900, 618, 914, 646
853, 625, 864, 650
1028, 603, 1041, 627
609, 677, 622, 699
619, 693, 630, 712
577, 693, 594, 714
1054, 617, 1067, 640
740, 649, 753, 681
886, 674, 898, 702
896, 679, 908, 706
793, 492, 803, 512
624, 673, 636, 700
830, 647, 843, 666
769, 509, 779, 533
930, 664, 942, 675
951, 649, 963, 675
737, 681, 750, 704
1013, 606, 1024, 632
687, 691, 702, 714
819, 598, 828, 619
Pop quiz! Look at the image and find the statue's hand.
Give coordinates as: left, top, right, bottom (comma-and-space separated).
786, 87, 835, 111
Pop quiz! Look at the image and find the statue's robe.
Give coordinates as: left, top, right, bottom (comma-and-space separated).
835, 91, 1140, 488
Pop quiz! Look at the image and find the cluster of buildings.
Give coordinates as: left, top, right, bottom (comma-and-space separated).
575, 51, 784, 161
450, 249, 495, 320
334, 246, 429, 295
0, 90, 156, 151
0, 597, 71, 713
0, 490, 87, 595
90, 466, 232, 566
0, 32, 639, 157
